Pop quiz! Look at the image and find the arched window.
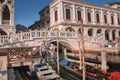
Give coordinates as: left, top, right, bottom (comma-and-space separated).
88, 28, 93, 36
2, 6, 10, 20
112, 30, 116, 41
97, 29, 101, 34
105, 30, 109, 41
66, 27, 75, 32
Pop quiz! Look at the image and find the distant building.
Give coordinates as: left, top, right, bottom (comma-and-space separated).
28, 6, 50, 30
50, 0, 120, 42
0, 0, 16, 35
106, 2, 120, 9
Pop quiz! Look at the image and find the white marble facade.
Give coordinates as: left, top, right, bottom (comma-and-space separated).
50, 0, 120, 43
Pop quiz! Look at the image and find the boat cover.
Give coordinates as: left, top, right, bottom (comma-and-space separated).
109, 71, 120, 80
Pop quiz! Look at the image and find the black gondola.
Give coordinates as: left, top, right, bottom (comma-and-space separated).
54, 54, 109, 80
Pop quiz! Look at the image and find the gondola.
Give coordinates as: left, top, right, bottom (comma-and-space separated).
54, 55, 109, 80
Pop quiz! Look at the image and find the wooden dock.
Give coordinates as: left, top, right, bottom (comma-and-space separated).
0, 56, 7, 80
34, 64, 61, 80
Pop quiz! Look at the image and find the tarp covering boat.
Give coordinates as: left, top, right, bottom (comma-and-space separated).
109, 72, 120, 80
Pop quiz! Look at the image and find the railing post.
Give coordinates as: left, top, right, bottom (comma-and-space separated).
0, 35, 1, 45
64, 47, 67, 60
101, 50, 107, 72
9, 35, 12, 43
30, 31, 32, 40
20, 31, 23, 41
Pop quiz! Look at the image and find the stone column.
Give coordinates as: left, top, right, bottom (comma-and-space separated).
10, 10, 14, 26
0, 9, 2, 25
58, 1, 61, 23
64, 47, 67, 60
73, 4, 76, 22
101, 50, 107, 72
108, 11, 111, 26
100, 9, 104, 25
101, 29, 105, 41
92, 8, 95, 24
83, 6, 86, 24
109, 30, 112, 41
60, 1, 64, 22
115, 12, 118, 26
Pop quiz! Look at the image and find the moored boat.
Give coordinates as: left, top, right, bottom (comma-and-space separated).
54, 54, 109, 80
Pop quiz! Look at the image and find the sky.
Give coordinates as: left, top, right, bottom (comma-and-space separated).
15, 0, 120, 27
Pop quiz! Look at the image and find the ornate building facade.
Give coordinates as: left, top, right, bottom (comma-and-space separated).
29, 6, 50, 30
50, 0, 120, 43
0, 0, 15, 35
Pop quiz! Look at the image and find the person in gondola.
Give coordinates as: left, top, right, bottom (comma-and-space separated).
39, 41, 48, 66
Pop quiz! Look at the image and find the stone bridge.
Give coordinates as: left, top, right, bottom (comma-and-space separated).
0, 30, 119, 52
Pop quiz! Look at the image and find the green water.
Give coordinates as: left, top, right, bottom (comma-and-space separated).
48, 53, 76, 80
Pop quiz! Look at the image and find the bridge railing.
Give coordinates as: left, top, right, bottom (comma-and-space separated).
0, 30, 77, 45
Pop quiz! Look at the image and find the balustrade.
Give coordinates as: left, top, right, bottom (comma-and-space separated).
0, 30, 100, 45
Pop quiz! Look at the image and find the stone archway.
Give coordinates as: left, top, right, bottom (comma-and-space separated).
105, 30, 109, 41
88, 28, 93, 36
66, 27, 75, 32
112, 29, 116, 41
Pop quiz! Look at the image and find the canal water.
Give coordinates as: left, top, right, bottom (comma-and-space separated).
48, 54, 76, 80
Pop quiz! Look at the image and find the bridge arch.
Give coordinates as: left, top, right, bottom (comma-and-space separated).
48, 38, 71, 49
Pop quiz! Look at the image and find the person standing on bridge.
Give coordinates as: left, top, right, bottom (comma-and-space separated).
49, 44, 56, 62
39, 41, 48, 66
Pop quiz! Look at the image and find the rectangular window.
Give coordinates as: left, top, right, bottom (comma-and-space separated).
47, 20, 50, 24
87, 12, 91, 22
111, 16, 114, 24
55, 11, 58, 21
77, 11, 81, 21
46, 10, 49, 14
42, 13, 44, 17
66, 9, 71, 20
104, 15, 107, 24
96, 13, 100, 23
118, 17, 120, 25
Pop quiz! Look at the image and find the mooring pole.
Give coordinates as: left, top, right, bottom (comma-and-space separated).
80, 19, 86, 80
77, 31, 82, 70
56, 28, 60, 74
